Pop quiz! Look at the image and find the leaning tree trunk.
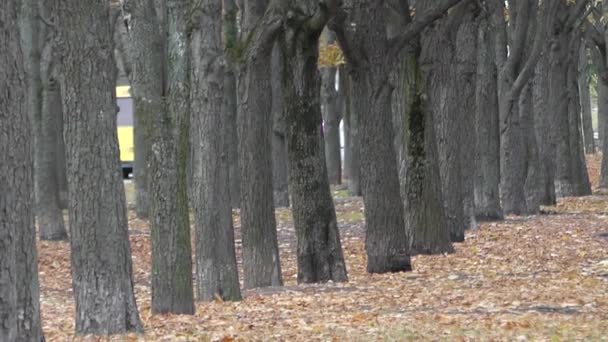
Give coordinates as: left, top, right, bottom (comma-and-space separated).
56, 0, 143, 334
278, 5, 349, 283
2, 1, 44, 340
474, 15, 503, 220
191, 0, 241, 301
392, 47, 453, 255
236, 2, 283, 288
579, 46, 596, 154
271, 44, 290, 208
321, 66, 342, 185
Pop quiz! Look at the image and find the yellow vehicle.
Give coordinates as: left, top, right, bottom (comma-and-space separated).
116, 85, 134, 178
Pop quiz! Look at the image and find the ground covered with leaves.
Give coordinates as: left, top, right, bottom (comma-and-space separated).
40, 156, 608, 341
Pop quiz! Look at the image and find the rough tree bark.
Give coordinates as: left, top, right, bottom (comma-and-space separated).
331, 0, 464, 272
320, 34, 342, 185
550, 1, 591, 197
492, 0, 559, 214
1, 1, 44, 340
420, 1, 478, 241
236, 0, 283, 288
388, 0, 452, 254
532, 52, 557, 205
56, 0, 143, 333
271, 44, 290, 208
277, 0, 349, 283
20, 0, 68, 240
579, 45, 596, 153
474, 9, 503, 220
223, 0, 241, 209
392, 46, 453, 255
191, 0, 242, 301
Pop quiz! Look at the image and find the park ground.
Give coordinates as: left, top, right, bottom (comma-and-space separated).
40, 156, 608, 341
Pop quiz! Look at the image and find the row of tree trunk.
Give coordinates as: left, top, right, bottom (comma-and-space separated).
4, 0, 606, 339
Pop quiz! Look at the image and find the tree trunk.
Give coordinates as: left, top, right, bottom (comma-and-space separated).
38, 73, 68, 240
191, 0, 241, 301
532, 52, 557, 205
579, 46, 596, 153
521, 82, 543, 212
566, 44, 591, 196
393, 47, 453, 255
223, 0, 240, 209
133, 102, 150, 218
340, 67, 352, 180
421, 17, 467, 241
2, 1, 44, 340
147, 0, 196, 314
271, 44, 290, 208
20, 0, 68, 241
474, 15, 503, 220
321, 66, 342, 185
346, 74, 362, 197
56, 0, 143, 333
277, 4, 349, 283
599, 81, 607, 150
600, 79, 608, 188
236, 1, 283, 288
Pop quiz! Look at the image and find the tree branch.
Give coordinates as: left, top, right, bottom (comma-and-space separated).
387, 0, 467, 62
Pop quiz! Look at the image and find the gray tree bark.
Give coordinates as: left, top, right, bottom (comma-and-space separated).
1, 1, 44, 340
550, 1, 592, 197
321, 64, 342, 185
277, 0, 349, 283
339, 67, 353, 181
191, 0, 242, 301
493, 0, 559, 215
331, 0, 464, 272
236, 0, 283, 288
271, 44, 290, 208
20, 0, 68, 241
420, 2, 478, 241
223, 0, 241, 209
474, 11, 503, 220
121, 0, 195, 315
532, 51, 557, 205
579, 45, 596, 153
56, 0, 143, 333
392, 45, 453, 255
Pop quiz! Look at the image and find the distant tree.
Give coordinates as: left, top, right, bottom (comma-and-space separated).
1, 1, 44, 340
320, 34, 343, 186
19, 0, 68, 240
56, 0, 142, 333
580, 44, 596, 153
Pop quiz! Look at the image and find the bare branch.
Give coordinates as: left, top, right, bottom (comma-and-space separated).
387, 0, 467, 62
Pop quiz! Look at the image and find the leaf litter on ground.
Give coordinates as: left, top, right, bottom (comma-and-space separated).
39, 155, 608, 341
